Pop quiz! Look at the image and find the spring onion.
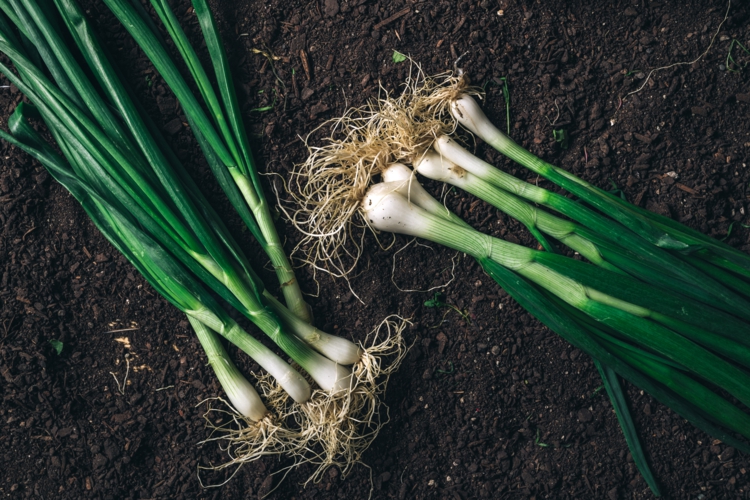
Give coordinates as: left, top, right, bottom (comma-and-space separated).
427, 134, 750, 318
450, 93, 750, 283
0, 0, 407, 479
0, 3, 351, 395
291, 69, 750, 494
189, 317, 268, 422
416, 143, 750, 318
381, 162, 660, 492
362, 180, 750, 433
1, 105, 311, 407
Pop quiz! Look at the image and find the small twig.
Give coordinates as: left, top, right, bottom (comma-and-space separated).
451, 16, 467, 35
250, 47, 287, 105
373, 7, 410, 31
155, 385, 174, 392
626, 0, 731, 98
292, 68, 300, 99
300, 49, 311, 81
103, 327, 140, 334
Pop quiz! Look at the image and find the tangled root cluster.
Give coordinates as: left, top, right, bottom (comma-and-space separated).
198, 316, 408, 488
284, 65, 480, 279
294, 315, 407, 483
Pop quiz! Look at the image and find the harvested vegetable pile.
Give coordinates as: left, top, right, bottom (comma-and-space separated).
290, 69, 750, 496
2, 0, 750, 498
0, 0, 404, 485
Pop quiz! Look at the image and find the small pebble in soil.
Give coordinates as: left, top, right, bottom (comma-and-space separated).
577, 408, 593, 423
324, 0, 339, 17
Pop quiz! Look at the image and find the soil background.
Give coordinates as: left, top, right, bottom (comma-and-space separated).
2, 0, 750, 498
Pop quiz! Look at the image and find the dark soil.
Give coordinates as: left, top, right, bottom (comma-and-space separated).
2, 0, 750, 498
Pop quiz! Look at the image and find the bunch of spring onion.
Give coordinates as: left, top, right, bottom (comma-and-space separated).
0, 0, 404, 478
292, 71, 750, 495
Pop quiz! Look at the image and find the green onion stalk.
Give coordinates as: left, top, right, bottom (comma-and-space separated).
362, 174, 750, 455
379, 164, 650, 493
0, 0, 406, 477
1, 115, 314, 461
371, 168, 750, 420
102, 0, 313, 323
412, 147, 750, 350
415, 142, 750, 315
449, 93, 750, 295
189, 317, 268, 422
